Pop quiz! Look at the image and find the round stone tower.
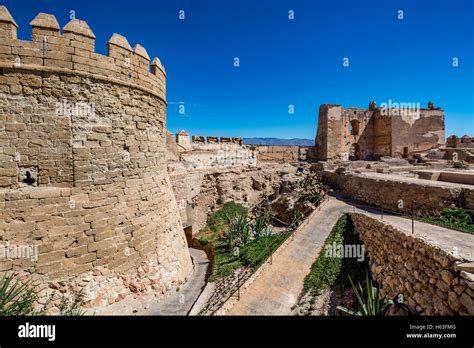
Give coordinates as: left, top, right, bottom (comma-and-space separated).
0, 6, 192, 310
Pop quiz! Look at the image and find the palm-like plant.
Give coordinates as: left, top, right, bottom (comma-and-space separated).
225, 214, 251, 249
337, 273, 394, 316
0, 273, 87, 316
252, 207, 273, 239
0, 273, 39, 316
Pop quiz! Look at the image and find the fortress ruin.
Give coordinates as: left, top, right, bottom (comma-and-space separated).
314, 101, 445, 161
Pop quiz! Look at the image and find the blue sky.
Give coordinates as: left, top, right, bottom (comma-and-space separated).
4, 0, 473, 139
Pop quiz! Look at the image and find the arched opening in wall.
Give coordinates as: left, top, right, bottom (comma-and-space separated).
349, 143, 362, 161
349, 120, 360, 135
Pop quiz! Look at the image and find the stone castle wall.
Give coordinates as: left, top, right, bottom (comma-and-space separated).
168, 141, 257, 172
351, 213, 474, 315
0, 7, 192, 310
251, 145, 309, 163
322, 170, 474, 215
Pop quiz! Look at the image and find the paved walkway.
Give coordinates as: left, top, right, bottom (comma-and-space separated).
228, 197, 352, 315
226, 195, 474, 315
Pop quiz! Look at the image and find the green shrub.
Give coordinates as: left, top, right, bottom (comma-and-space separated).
240, 234, 287, 267
207, 202, 248, 233
208, 233, 289, 282
208, 240, 242, 282
302, 215, 346, 293
418, 208, 474, 234
301, 172, 330, 205
290, 208, 304, 230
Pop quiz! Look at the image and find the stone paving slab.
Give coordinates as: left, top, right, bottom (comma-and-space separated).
146, 248, 210, 315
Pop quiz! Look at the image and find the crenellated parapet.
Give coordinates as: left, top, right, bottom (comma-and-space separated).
0, 6, 193, 312
190, 135, 243, 144
0, 6, 166, 101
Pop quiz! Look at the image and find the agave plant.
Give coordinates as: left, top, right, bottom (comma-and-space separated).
225, 213, 251, 249
337, 273, 394, 316
252, 208, 273, 239
252, 216, 267, 239
0, 273, 39, 316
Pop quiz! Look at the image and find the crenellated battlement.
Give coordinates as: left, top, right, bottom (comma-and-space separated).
0, 6, 166, 101
190, 135, 243, 145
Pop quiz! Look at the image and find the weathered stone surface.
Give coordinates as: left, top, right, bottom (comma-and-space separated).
0, 5, 17, 27
0, 5, 191, 313
63, 19, 95, 38
314, 103, 445, 161
108, 33, 133, 51
460, 271, 474, 282
455, 262, 474, 273
30, 13, 59, 30
133, 44, 149, 60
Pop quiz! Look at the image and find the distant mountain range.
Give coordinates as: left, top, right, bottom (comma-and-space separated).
243, 138, 314, 146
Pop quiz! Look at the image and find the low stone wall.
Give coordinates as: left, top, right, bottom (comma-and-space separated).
253, 145, 309, 163
439, 172, 474, 185
351, 213, 474, 315
413, 170, 474, 185
322, 170, 474, 215
0, 174, 193, 311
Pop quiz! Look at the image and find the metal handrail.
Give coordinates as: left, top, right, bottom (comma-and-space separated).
344, 198, 416, 234
198, 195, 328, 315
198, 192, 472, 315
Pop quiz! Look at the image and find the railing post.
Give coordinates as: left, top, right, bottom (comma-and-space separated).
237, 270, 240, 300
381, 207, 384, 220
411, 200, 415, 234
